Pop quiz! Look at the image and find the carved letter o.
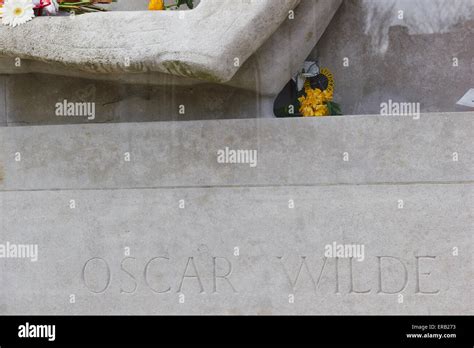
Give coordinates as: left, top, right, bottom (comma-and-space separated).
82, 257, 111, 294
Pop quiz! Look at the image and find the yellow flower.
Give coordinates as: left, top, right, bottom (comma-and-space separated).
314, 105, 329, 116
298, 68, 337, 117
299, 87, 330, 117
148, 0, 164, 11
321, 67, 335, 94
322, 89, 333, 102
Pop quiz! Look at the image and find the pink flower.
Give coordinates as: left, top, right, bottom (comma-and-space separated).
42, 0, 58, 15
32, 0, 58, 15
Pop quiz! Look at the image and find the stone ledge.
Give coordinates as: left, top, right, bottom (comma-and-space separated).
0, 112, 472, 191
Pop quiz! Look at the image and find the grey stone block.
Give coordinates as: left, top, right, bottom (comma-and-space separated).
0, 113, 472, 191
0, 184, 471, 315
0, 114, 472, 315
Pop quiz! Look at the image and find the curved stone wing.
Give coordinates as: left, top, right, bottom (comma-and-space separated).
0, 0, 300, 82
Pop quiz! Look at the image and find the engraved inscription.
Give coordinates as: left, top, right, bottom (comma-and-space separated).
277, 255, 441, 295
82, 256, 237, 295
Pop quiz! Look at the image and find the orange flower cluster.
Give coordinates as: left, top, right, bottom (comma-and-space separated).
298, 87, 333, 117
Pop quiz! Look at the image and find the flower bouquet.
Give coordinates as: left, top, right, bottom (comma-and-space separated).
0, 0, 115, 27
297, 67, 342, 117
274, 62, 343, 118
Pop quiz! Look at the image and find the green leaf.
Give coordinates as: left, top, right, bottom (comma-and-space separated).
176, 0, 193, 8
326, 101, 343, 116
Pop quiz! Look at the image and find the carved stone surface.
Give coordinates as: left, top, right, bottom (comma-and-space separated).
0, 0, 298, 81
0, 184, 471, 315
0, 113, 472, 314
0, 0, 343, 95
